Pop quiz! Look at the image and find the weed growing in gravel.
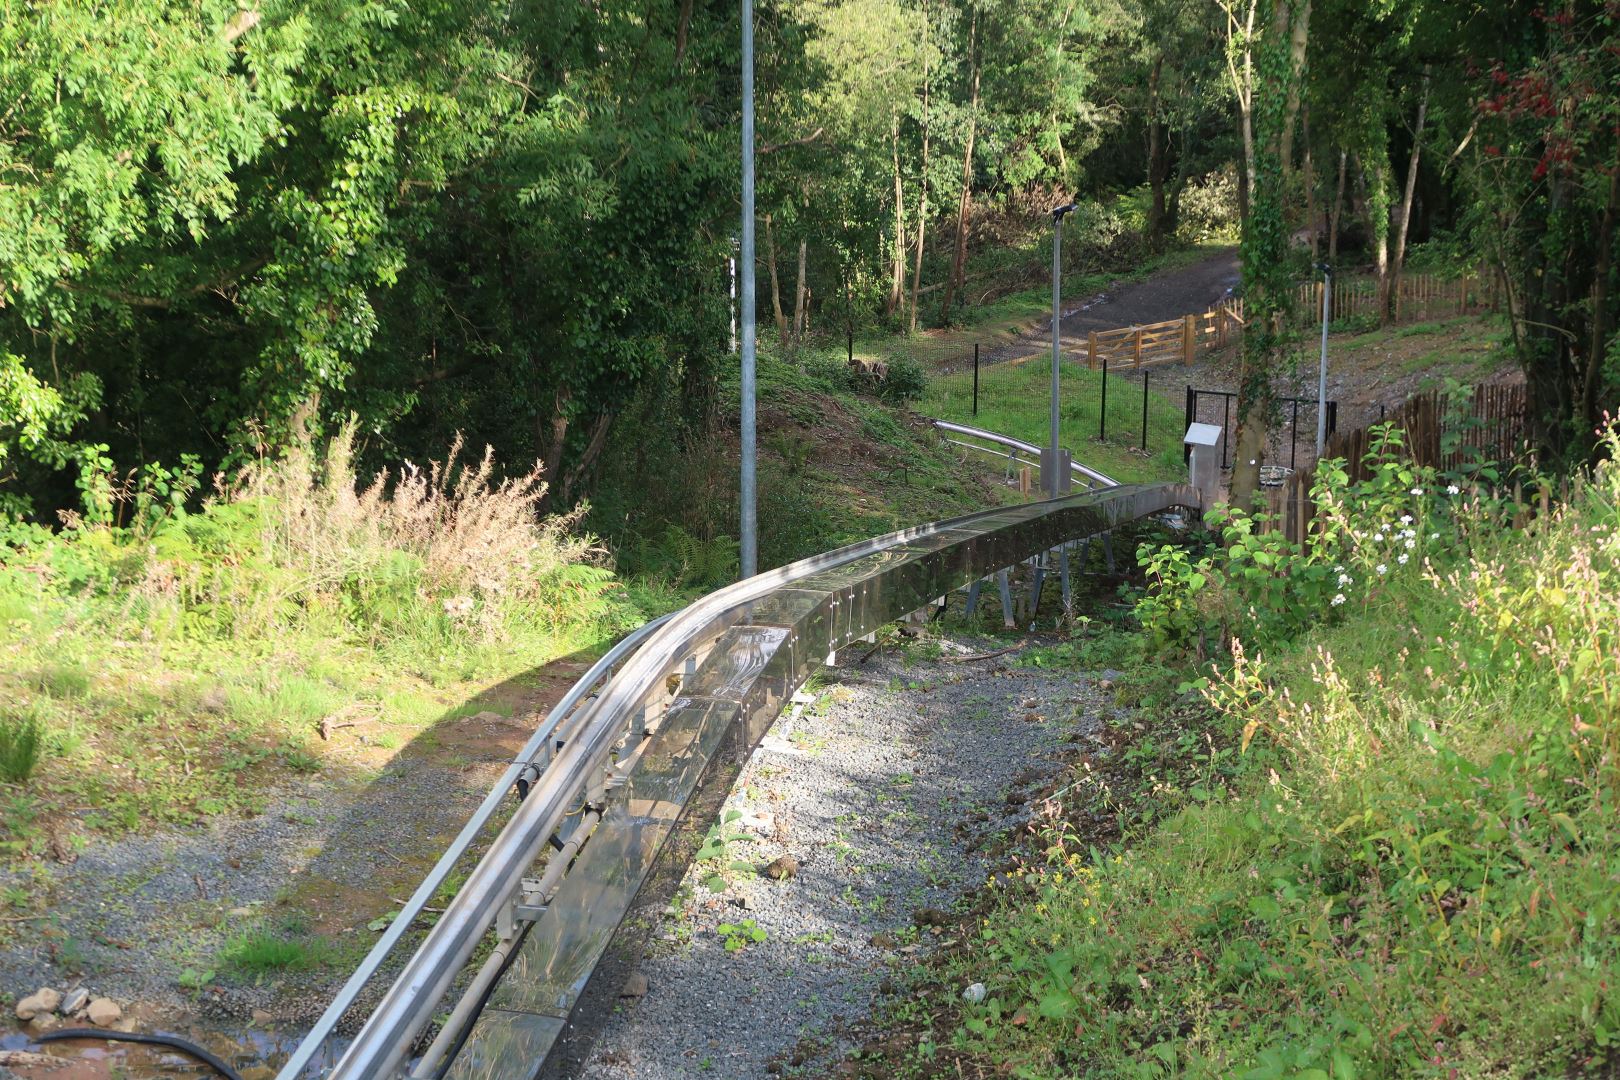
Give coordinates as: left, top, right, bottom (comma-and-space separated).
218, 930, 336, 974
716, 919, 767, 952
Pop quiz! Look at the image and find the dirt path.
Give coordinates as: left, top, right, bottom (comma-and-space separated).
979, 247, 1239, 366
0, 654, 599, 1079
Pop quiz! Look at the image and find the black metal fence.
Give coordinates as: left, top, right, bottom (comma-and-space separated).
1184, 387, 1339, 471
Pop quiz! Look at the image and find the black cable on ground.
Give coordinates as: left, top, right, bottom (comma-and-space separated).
35, 1027, 245, 1080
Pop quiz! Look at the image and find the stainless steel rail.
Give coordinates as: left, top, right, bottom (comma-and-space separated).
930, 418, 1120, 489
275, 614, 675, 1080
288, 476, 1193, 1080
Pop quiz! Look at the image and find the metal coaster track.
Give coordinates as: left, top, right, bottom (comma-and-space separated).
278, 424, 1197, 1080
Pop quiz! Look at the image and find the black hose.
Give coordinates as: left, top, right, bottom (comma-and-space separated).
35, 1027, 245, 1080
431, 917, 535, 1080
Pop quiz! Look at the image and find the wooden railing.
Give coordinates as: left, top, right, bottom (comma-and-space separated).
1085, 299, 1245, 370
1079, 271, 1499, 373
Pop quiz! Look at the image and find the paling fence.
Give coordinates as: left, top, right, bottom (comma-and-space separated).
1290, 269, 1502, 326
1261, 383, 1529, 543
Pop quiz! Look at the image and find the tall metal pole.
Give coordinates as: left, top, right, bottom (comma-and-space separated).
1048, 203, 1075, 497
739, 0, 757, 578
1315, 263, 1331, 457
1049, 214, 1062, 497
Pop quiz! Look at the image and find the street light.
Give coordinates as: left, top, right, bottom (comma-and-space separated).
1048, 202, 1078, 497
1315, 261, 1331, 457
739, 0, 757, 578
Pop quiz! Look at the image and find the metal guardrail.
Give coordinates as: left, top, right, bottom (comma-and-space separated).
930, 418, 1119, 490
283, 441, 1192, 1080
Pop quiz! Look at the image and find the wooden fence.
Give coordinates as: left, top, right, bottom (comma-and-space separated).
1085, 300, 1245, 370
1261, 383, 1529, 542
1290, 270, 1501, 325
1080, 271, 1501, 372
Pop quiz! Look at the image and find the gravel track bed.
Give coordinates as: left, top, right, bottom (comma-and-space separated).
581, 637, 1100, 1079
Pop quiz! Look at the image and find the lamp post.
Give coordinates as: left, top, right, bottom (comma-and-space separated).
1315, 261, 1331, 457
739, 0, 757, 578
1048, 202, 1077, 497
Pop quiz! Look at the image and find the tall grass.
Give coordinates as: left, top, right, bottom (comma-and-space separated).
937, 426, 1620, 1076
0, 714, 42, 783
0, 426, 638, 850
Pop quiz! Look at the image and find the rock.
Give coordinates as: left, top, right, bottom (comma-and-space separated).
251, 1008, 276, 1027
620, 972, 649, 999
59, 987, 89, 1015
200, 686, 230, 713
240, 1067, 277, 1080
868, 932, 897, 949
762, 855, 799, 881
15, 987, 60, 1020
912, 907, 951, 928
732, 893, 758, 911
26, 1013, 61, 1034
961, 982, 987, 1004
740, 810, 776, 835
86, 997, 122, 1026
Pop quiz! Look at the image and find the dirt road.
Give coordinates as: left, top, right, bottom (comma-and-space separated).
983, 247, 1239, 364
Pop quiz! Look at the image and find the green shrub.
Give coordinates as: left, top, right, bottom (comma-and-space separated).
0, 714, 43, 783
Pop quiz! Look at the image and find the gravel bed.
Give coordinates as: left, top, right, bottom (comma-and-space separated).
581, 635, 1103, 1079
0, 748, 510, 1024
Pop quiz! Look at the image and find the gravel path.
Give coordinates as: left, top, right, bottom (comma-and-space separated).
580, 636, 1102, 1079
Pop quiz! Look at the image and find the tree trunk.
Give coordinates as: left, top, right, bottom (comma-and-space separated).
1302, 106, 1317, 258
792, 237, 808, 343
559, 410, 614, 506
1328, 149, 1346, 262
765, 212, 789, 341
941, 13, 979, 322
888, 110, 905, 318
539, 385, 570, 511
1389, 71, 1431, 317
908, 0, 931, 336
1277, 0, 1311, 176
1584, 152, 1619, 432
1223, 0, 1257, 224
1365, 154, 1391, 322
1145, 54, 1170, 250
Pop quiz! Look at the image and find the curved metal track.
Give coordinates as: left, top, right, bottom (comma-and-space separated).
281, 428, 1195, 1080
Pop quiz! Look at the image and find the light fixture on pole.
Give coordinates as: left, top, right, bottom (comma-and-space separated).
738, 0, 757, 578
1047, 202, 1078, 497
1315, 261, 1331, 457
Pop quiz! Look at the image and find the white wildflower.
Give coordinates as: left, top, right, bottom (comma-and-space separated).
1376, 563, 1388, 575
1411, 486, 1424, 496
1338, 573, 1353, 587
1405, 537, 1416, 549
1373, 532, 1385, 543
1398, 553, 1409, 565
1446, 484, 1460, 496
1400, 514, 1413, 525
1332, 593, 1346, 606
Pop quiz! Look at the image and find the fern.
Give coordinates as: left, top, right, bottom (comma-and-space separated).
647, 525, 739, 587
